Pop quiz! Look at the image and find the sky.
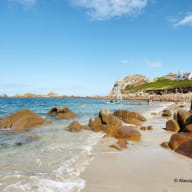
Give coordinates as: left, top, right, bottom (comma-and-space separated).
0, 0, 192, 96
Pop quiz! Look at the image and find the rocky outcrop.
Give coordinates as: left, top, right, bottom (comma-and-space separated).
67, 121, 89, 132
110, 74, 151, 96
113, 110, 146, 126
0, 109, 50, 131
168, 133, 192, 150
89, 109, 122, 137
115, 126, 141, 141
163, 109, 192, 159
165, 120, 180, 132
48, 106, 76, 119
0, 94, 8, 98
162, 109, 172, 117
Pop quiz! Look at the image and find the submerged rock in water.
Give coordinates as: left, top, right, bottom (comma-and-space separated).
67, 121, 89, 132
48, 106, 76, 119
113, 110, 146, 126
165, 120, 180, 132
89, 109, 122, 137
162, 109, 172, 117
0, 109, 50, 131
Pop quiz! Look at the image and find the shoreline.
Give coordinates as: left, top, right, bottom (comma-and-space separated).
0, 93, 192, 102
81, 102, 192, 192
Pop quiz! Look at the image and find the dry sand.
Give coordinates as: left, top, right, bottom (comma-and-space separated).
81, 102, 192, 192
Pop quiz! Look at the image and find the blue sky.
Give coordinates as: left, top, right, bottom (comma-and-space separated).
0, 0, 192, 96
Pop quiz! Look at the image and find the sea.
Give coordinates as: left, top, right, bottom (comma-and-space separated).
0, 98, 171, 192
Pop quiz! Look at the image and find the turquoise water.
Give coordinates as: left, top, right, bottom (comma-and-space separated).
0, 97, 160, 120
0, 98, 165, 192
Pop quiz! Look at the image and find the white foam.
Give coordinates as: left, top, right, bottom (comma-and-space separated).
142, 102, 173, 120
3, 177, 85, 192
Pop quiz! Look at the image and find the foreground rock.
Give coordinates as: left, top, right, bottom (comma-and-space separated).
67, 121, 89, 132
113, 110, 146, 126
175, 140, 192, 159
48, 106, 76, 119
115, 126, 141, 141
0, 109, 50, 131
176, 110, 192, 132
165, 120, 180, 132
89, 109, 122, 137
168, 133, 192, 150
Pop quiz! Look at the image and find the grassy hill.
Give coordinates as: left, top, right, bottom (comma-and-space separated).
122, 78, 192, 93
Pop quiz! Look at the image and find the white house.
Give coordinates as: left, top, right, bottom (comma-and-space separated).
177, 71, 192, 80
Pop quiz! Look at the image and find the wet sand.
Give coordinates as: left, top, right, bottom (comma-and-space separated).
82, 102, 192, 192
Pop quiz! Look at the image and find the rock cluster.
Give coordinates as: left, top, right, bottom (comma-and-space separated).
67, 109, 143, 150
48, 106, 76, 119
0, 109, 50, 131
163, 109, 192, 159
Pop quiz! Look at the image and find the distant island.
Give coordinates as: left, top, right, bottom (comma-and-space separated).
1, 72, 192, 102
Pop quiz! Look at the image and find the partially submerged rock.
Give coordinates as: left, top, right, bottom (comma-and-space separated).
113, 110, 146, 126
162, 109, 172, 117
0, 109, 50, 131
165, 120, 180, 132
67, 121, 89, 132
48, 106, 76, 119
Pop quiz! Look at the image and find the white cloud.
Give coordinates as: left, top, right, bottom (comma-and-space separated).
69, 0, 148, 20
174, 13, 192, 27
145, 59, 161, 68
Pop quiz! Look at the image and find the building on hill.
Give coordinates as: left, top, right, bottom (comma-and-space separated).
176, 71, 192, 80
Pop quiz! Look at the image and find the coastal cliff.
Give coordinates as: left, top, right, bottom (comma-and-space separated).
110, 73, 192, 96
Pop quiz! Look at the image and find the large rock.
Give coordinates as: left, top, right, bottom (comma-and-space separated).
162, 109, 172, 117
165, 120, 180, 132
115, 126, 141, 141
175, 140, 192, 159
168, 132, 192, 150
48, 106, 76, 119
0, 109, 50, 131
89, 109, 122, 137
177, 110, 192, 132
113, 110, 146, 126
67, 121, 89, 132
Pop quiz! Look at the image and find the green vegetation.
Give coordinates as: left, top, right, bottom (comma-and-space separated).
123, 78, 192, 93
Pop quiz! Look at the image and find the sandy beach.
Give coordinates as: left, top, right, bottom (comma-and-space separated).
82, 102, 192, 192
